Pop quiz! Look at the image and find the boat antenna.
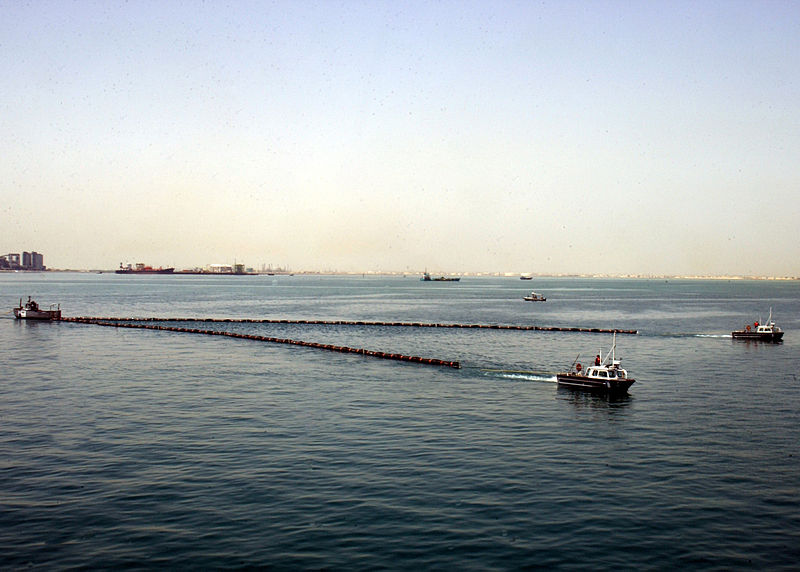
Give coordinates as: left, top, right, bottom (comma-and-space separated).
569, 353, 581, 372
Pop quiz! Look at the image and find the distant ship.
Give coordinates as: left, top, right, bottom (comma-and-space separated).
116, 263, 175, 274
421, 271, 460, 282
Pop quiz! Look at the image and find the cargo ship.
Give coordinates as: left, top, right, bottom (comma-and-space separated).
421, 271, 460, 282
116, 263, 175, 274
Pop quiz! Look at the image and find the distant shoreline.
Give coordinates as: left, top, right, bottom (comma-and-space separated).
7, 269, 798, 281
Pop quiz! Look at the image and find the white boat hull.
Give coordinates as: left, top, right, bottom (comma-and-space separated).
13, 307, 61, 320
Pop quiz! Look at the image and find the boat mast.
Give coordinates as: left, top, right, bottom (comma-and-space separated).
612, 331, 616, 362
601, 332, 617, 365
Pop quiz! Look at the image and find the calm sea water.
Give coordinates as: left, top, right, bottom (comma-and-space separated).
2, 273, 799, 569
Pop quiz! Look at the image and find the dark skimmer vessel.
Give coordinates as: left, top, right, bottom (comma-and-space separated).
731, 308, 783, 342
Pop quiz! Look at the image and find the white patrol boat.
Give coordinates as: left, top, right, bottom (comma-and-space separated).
523, 291, 546, 302
731, 308, 783, 342
556, 333, 635, 393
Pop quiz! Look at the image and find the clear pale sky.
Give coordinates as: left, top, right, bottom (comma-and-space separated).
2, 1, 799, 275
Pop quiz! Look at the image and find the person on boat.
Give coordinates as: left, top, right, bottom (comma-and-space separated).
594, 355, 601, 366
576, 363, 582, 375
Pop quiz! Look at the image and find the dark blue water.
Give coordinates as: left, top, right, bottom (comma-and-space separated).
2, 274, 799, 569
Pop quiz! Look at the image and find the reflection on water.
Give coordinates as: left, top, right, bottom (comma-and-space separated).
1, 274, 799, 570
556, 385, 633, 409
731, 338, 784, 347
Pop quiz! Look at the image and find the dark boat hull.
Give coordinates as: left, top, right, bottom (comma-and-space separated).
731, 331, 783, 342
116, 268, 175, 274
556, 374, 635, 393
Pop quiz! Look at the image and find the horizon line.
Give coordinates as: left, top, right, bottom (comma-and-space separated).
9, 269, 799, 281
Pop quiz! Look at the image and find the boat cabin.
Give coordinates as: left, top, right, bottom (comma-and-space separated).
756, 323, 778, 334
579, 361, 629, 379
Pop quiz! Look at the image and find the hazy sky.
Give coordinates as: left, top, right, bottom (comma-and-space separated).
2, 0, 799, 275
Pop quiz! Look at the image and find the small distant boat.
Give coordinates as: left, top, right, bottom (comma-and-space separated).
421, 272, 460, 282
732, 308, 783, 342
13, 296, 61, 320
523, 291, 546, 302
556, 333, 635, 393
116, 263, 175, 274
520, 275, 533, 280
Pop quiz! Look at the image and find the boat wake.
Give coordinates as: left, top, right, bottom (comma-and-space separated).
502, 372, 558, 383
693, 333, 733, 339
478, 368, 557, 383
647, 332, 732, 339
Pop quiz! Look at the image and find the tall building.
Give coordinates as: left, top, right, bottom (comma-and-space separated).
1, 251, 45, 270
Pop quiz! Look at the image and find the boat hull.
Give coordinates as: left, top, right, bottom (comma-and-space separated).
14, 308, 61, 320
115, 268, 175, 274
556, 373, 635, 393
731, 331, 783, 342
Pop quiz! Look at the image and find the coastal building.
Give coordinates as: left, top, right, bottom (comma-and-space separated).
2, 253, 21, 269
22, 251, 45, 270
1, 251, 46, 270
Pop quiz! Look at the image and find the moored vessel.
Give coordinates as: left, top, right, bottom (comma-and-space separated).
421, 271, 460, 282
556, 333, 635, 393
116, 263, 175, 274
732, 308, 783, 342
13, 296, 61, 320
